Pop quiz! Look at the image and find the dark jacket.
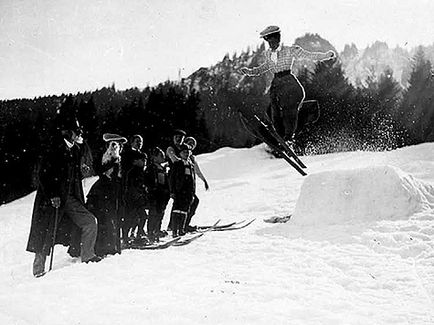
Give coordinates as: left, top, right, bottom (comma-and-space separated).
171, 159, 196, 200
26, 137, 84, 255
144, 162, 170, 203
121, 147, 147, 179
87, 173, 122, 256
121, 147, 148, 196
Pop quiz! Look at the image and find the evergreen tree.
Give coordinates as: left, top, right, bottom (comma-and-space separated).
359, 67, 405, 150
299, 60, 357, 153
399, 47, 434, 143
377, 67, 402, 114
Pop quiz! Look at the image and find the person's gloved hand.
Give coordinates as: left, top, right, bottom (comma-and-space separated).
327, 50, 336, 60
50, 197, 61, 208
240, 67, 251, 76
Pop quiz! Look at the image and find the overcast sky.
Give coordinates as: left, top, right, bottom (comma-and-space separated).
1, 0, 433, 100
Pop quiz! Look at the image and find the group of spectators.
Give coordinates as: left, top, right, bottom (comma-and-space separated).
26, 114, 208, 277
93, 129, 209, 256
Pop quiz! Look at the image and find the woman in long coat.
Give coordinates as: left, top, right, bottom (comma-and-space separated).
87, 134, 126, 257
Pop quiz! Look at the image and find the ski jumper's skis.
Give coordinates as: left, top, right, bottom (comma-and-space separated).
239, 111, 307, 176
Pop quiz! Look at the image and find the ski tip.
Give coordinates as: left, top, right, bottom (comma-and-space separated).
212, 218, 256, 231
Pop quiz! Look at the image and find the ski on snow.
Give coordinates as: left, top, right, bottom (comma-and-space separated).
171, 219, 223, 246
130, 220, 221, 250
34, 218, 256, 277
196, 220, 242, 231
196, 219, 255, 231
129, 236, 183, 250
211, 218, 256, 231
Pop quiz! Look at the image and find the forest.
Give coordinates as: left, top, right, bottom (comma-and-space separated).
1, 36, 433, 205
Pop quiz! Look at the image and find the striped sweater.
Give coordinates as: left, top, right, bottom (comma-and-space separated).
246, 45, 333, 76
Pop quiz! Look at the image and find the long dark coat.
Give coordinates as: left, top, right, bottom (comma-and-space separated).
87, 157, 122, 256
121, 148, 148, 229
26, 137, 84, 256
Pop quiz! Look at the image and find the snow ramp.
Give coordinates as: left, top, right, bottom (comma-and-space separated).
292, 165, 434, 226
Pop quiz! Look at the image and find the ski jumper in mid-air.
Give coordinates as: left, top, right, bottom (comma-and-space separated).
240, 25, 335, 144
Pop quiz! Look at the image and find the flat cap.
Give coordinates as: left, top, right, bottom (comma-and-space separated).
103, 133, 127, 144
259, 25, 281, 38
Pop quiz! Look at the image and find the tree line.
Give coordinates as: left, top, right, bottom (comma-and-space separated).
1, 46, 433, 205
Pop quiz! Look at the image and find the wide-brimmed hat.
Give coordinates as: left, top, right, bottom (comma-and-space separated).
259, 25, 281, 38
103, 133, 127, 144
173, 129, 187, 136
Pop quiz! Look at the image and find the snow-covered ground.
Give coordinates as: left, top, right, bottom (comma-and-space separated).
1, 143, 434, 324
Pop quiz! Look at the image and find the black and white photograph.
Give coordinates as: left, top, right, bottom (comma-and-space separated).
1, 0, 434, 324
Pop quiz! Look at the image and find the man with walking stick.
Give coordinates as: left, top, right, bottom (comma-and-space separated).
27, 112, 101, 277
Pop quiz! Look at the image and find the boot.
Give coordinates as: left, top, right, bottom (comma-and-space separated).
84, 255, 103, 263
172, 213, 179, 238
284, 140, 294, 151
179, 213, 187, 236
173, 212, 186, 237
157, 230, 168, 238
33, 253, 46, 277
186, 225, 197, 233
148, 232, 159, 243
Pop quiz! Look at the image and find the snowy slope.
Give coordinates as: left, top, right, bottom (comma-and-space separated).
1, 143, 434, 324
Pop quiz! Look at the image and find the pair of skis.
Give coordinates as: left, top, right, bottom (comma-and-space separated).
129, 218, 257, 250
35, 218, 257, 277
129, 220, 221, 250
239, 111, 307, 176
196, 218, 256, 231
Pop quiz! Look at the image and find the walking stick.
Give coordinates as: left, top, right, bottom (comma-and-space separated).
49, 206, 60, 272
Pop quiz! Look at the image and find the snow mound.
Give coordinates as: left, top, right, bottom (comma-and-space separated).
292, 165, 434, 226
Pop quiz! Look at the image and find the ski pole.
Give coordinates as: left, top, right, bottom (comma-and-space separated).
49, 206, 60, 272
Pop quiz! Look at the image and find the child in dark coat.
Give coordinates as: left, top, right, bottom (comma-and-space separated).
144, 147, 170, 241
170, 144, 196, 237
